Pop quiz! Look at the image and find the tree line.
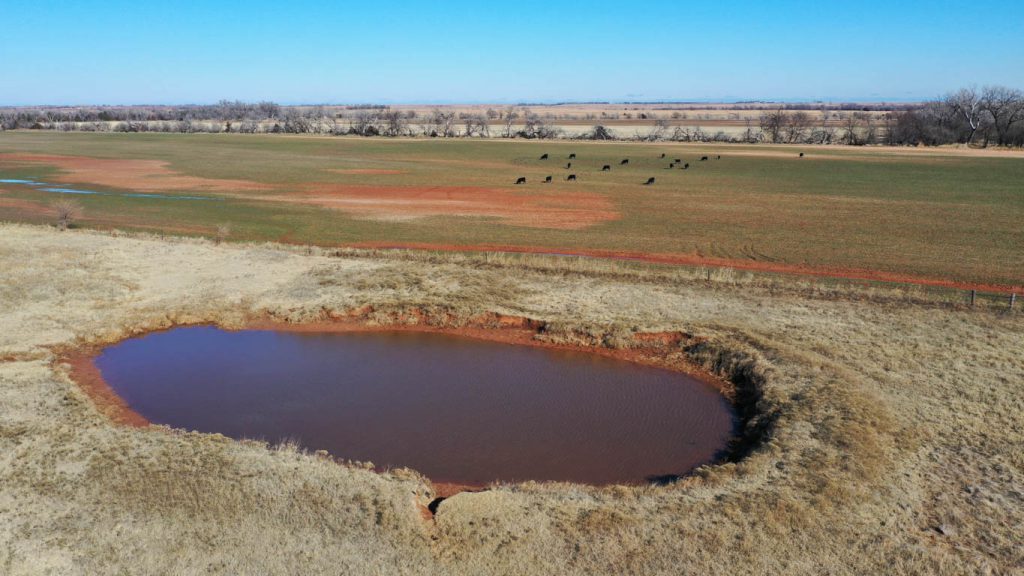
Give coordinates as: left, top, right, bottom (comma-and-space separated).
2, 87, 1021, 147
754, 86, 1024, 147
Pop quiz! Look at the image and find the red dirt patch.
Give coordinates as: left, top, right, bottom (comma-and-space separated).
0, 196, 52, 217
63, 353, 149, 428
348, 241, 1023, 294
430, 482, 484, 499
263, 183, 618, 229
329, 168, 406, 175
0, 153, 269, 193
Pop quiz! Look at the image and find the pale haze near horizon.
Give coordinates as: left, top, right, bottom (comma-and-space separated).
1, 0, 1021, 106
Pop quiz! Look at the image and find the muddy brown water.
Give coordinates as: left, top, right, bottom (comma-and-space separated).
95, 327, 735, 486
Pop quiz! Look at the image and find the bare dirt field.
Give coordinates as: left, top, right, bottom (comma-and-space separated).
1, 223, 1021, 575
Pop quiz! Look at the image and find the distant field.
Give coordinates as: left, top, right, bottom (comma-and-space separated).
1, 131, 1022, 288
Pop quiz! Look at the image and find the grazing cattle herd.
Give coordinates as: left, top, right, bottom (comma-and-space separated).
516, 150, 807, 185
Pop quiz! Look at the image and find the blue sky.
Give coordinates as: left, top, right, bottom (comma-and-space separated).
1, 0, 1021, 105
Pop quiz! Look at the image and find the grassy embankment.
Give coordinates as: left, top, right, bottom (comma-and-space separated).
0, 223, 1021, 574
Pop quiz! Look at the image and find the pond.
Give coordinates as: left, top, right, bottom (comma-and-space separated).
95, 326, 735, 486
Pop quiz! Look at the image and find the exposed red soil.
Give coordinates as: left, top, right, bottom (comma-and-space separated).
347, 241, 1023, 294
262, 183, 618, 229
0, 153, 269, 192
430, 482, 485, 499
63, 353, 149, 427
0, 196, 52, 217
329, 168, 406, 175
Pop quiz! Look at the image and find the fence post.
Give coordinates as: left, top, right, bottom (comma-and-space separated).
970, 289, 976, 307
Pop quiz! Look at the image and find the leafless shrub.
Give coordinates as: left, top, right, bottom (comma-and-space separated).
52, 199, 82, 231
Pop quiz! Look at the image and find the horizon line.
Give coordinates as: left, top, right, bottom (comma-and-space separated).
0, 96, 932, 109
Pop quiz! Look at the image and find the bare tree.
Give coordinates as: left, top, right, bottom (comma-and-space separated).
520, 111, 560, 139
501, 107, 518, 138
839, 112, 876, 145
840, 113, 861, 145
858, 112, 878, 144
257, 101, 280, 119
52, 199, 82, 231
980, 86, 1024, 146
783, 111, 813, 143
350, 110, 380, 136
439, 110, 458, 137
759, 108, 786, 143
587, 125, 614, 140
462, 113, 489, 137
646, 118, 670, 141
946, 88, 987, 145
380, 108, 407, 136
813, 106, 836, 144
741, 119, 759, 143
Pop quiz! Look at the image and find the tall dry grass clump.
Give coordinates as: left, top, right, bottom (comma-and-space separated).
214, 223, 231, 245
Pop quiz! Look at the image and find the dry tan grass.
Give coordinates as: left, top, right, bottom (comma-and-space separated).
0, 223, 1021, 575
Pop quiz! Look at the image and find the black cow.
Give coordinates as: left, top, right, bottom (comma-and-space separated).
544, 175, 552, 183
644, 177, 656, 185
566, 162, 572, 169
567, 174, 577, 181
620, 159, 629, 165
799, 152, 805, 157
660, 153, 666, 158
716, 155, 721, 160
668, 163, 675, 168
683, 163, 689, 169
540, 153, 548, 160
601, 165, 611, 171
515, 177, 526, 185
674, 158, 682, 163
700, 156, 708, 161
569, 153, 576, 159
